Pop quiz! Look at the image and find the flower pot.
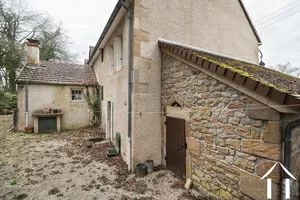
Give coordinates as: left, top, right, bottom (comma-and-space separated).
145, 160, 154, 173
24, 126, 33, 133
136, 163, 147, 177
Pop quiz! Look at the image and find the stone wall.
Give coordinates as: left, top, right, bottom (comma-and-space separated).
291, 127, 300, 199
131, 0, 260, 168
161, 53, 282, 200
0, 115, 12, 132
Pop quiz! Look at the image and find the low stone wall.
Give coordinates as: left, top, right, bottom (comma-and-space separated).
0, 115, 13, 132
161, 53, 282, 199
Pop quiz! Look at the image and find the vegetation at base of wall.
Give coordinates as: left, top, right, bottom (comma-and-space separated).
0, 91, 17, 114
83, 86, 101, 126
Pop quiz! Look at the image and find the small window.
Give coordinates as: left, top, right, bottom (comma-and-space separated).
71, 89, 82, 101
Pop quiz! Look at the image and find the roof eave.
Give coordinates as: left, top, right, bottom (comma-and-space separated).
159, 40, 300, 113
238, 0, 262, 45
88, 0, 123, 65
16, 81, 98, 87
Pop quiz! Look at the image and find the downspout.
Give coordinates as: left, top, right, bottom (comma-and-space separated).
121, 0, 132, 171
284, 119, 300, 175
25, 79, 29, 127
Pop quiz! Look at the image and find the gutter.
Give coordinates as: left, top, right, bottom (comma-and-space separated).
25, 79, 29, 127
284, 119, 300, 177
16, 81, 98, 87
88, 0, 123, 65
120, 0, 133, 172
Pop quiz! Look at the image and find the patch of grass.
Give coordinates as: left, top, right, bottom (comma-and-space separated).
13, 194, 28, 200
0, 161, 7, 165
136, 187, 147, 194
10, 178, 17, 185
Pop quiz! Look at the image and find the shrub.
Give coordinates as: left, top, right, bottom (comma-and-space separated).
0, 92, 17, 114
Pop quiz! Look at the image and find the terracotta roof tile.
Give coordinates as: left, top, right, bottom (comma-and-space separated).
16, 61, 98, 86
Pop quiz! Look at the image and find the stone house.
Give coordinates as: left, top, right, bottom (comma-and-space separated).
88, 0, 261, 171
16, 43, 98, 132
88, 0, 300, 199
159, 40, 300, 199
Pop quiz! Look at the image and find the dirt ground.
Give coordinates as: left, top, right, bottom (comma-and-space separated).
0, 116, 207, 200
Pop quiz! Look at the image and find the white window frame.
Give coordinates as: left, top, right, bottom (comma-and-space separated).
71, 88, 83, 102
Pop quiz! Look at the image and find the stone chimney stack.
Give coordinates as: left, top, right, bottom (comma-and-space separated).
26, 39, 40, 66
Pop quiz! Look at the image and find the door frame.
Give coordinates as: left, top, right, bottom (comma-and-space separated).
164, 106, 191, 180
106, 101, 114, 140
166, 116, 186, 179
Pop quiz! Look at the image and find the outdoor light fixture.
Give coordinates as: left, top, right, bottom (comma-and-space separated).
259, 49, 265, 67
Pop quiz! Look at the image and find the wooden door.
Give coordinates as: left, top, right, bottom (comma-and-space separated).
166, 116, 186, 180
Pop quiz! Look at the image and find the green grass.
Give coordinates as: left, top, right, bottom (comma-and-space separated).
136, 187, 147, 194
10, 178, 17, 185
0, 161, 7, 165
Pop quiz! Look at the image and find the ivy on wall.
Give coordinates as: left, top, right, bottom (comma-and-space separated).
83, 85, 102, 125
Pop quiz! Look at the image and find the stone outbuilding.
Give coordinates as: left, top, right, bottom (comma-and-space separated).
159, 40, 300, 200
16, 59, 98, 132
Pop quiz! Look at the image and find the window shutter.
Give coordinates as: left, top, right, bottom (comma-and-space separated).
114, 37, 122, 71
108, 47, 114, 75
100, 85, 104, 101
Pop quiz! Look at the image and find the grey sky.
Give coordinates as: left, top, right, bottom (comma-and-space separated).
27, 0, 300, 68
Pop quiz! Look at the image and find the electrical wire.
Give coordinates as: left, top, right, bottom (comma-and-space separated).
256, 4, 300, 27
258, 10, 300, 30
254, 0, 299, 23
253, 2, 286, 19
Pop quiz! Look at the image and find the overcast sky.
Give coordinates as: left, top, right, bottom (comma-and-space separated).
26, 0, 300, 68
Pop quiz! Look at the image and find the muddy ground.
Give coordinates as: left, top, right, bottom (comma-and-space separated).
0, 116, 208, 200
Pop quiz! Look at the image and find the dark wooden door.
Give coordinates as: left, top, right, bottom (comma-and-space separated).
166, 116, 186, 180
38, 117, 57, 133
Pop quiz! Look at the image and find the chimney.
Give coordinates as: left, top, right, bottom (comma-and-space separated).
26, 39, 40, 66
89, 46, 95, 58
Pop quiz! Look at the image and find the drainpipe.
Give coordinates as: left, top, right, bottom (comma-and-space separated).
284, 119, 300, 176
25, 79, 29, 127
121, 0, 132, 172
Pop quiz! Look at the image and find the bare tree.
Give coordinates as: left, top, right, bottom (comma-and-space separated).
0, 0, 76, 92
268, 63, 300, 78
38, 25, 77, 62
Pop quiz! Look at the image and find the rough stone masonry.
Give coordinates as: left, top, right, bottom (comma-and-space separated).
161, 53, 282, 200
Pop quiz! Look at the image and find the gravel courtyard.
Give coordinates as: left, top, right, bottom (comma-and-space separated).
0, 116, 206, 200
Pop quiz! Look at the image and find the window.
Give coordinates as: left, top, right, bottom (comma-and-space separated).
108, 37, 122, 75
114, 37, 122, 71
71, 89, 82, 101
